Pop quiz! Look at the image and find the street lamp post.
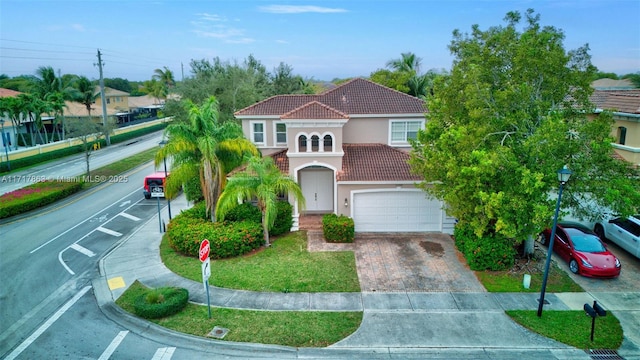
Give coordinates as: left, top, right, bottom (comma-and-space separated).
159, 140, 172, 220
0, 119, 10, 171
537, 166, 572, 317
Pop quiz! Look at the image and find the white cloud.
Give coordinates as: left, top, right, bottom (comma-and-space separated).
196, 13, 226, 22
258, 5, 348, 14
71, 24, 85, 32
276, 39, 289, 44
192, 13, 252, 44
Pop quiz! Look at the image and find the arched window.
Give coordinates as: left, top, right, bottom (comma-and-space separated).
311, 135, 320, 152
299, 135, 308, 152
323, 135, 333, 152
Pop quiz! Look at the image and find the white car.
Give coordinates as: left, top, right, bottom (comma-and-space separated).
594, 215, 640, 259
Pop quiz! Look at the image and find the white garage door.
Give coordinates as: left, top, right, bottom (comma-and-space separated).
353, 190, 442, 232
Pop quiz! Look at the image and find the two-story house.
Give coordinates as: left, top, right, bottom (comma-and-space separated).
590, 89, 640, 167
235, 78, 456, 234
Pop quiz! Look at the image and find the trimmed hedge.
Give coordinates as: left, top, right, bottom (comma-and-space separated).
0, 180, 83, 219
453, 222, 516, 271
133, 287, 189, 319
167, 203, 264, 259
322, 214, 355, 243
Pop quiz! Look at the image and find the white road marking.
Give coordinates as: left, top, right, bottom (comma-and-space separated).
119, 212, 141, 221
96, 226, 123, 237
119, 200, 131, 207
152, 347, 176, 360
4, 286, 92, 360
70, 243, 96, 257
31, 188, 142, 253
98, 330, 129, 360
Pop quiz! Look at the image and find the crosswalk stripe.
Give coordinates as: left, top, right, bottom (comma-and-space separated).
70, 243, 96, 257
119, 212, 141, 221
98, 331, 128, 360
152, 347, 176, 360
96, 226, 122, 237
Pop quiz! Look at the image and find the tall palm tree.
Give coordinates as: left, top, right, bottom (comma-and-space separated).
73, 76, 98, 117
153, 66, 175, 89
155, 96, 258, 221
216, 156, 305, 247
386, 52, 422, 74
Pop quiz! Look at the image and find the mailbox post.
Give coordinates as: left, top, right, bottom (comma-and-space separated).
583, 301, 607, 342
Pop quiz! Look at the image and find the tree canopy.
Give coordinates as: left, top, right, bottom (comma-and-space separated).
409, 9, 640, 243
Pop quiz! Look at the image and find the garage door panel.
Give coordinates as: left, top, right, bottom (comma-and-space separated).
353, 191, 442, 232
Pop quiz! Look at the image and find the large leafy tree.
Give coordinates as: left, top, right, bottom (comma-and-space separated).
410, 9, 640, 253
216, 156, 305, 247
156, 96, 258, 221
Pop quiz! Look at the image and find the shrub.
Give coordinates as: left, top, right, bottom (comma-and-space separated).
270, 201, 293, 236
463, 232, 516, 271
322, 213, 355, 243
0, 180, 83, 219
166, 206, 264, 259
132, 287, 189, 319
224, 202, 261, 223
183, 176, 203, 203
452, 221, 475, 253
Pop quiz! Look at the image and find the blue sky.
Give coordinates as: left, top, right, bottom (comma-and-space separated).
1, 1, 639, 82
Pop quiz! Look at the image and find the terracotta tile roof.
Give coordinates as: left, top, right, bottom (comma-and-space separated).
281, 101, 349, 120
591, 90, 640, 114
267, 144, 420, 182
339, 144, 421, 182
0, 88, 22, 98
269, 148, 290, 174
235, 78, 427, 117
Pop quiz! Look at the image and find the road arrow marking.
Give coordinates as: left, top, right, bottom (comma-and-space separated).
119, 200, 131, 207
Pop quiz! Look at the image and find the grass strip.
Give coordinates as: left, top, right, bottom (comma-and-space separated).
507, 310, 623, 350
116, 281, 362, 347
475, 264, 583, 293
161, 231, 361, 293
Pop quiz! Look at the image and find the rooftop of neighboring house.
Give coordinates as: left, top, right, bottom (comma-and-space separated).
0, 88, 22, 98
234, 78, 427, 117
591, 78, 636, 90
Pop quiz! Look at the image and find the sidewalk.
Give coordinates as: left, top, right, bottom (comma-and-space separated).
95, 193, 640, 359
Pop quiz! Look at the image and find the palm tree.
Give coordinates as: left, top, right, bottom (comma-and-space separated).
143, 79, 167, 104
155, 96, 258, 222
153, 66, 175, 89
216, 156, 305, 247
73, 76, 98, 117
386, 52, 422, 74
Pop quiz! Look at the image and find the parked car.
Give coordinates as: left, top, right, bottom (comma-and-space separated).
594, 215, 640, 260
143, 172, 168, 199
540, 222, 621, 278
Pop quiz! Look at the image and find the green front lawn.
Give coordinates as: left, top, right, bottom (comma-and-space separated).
475, 263, 583, 293
161, 231, 361, 293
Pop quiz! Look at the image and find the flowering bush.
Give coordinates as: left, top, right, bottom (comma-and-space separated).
0, 180, 83, 219
322, 213, 355, 243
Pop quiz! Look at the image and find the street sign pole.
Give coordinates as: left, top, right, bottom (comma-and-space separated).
199, 239, 212, 319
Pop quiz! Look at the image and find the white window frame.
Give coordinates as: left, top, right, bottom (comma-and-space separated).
274, 122, 287, 146
250, 121, 266, 146
389, 119, 424, 145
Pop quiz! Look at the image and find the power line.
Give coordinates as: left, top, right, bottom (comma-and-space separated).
0, 55, 91, 62
0, 38, 96, 50
0, 46, 95, 55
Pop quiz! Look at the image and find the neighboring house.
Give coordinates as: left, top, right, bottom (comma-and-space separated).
0, 88, 21, 151
235, 78, 456, 234
590, 88, 640, 167
94, 86, 130, 114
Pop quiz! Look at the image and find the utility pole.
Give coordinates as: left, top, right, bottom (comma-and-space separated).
96, 49, 110, 146
181, 62, 184, 81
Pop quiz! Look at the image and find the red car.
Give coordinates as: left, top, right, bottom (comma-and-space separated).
540, 222, 621, 278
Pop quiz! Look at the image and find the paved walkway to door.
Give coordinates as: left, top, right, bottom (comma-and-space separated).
306, 227, 486, 293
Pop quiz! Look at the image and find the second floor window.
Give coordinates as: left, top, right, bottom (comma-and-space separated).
276, 123, 286, 144
391, 120, 422, 144
252, 122, 265, 145
618, 126, 627, 145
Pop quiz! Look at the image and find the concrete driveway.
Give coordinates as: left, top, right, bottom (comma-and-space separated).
307, 231, 485, 293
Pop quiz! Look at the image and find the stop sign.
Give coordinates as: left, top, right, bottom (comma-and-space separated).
199, 239, 210, 262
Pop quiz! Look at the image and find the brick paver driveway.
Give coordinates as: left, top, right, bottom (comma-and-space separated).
307, 230, 486, 292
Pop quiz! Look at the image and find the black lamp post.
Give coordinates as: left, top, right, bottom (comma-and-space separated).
159, 140, 172, 220
537, 165, 572, 317
0, 119, 10, 171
